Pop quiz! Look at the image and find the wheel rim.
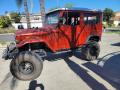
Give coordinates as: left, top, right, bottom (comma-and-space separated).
19, 61, 34, 75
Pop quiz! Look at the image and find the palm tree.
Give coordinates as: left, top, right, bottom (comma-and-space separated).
16, 0, 31, 29
39, 0, 45, 25
16, 0, 45, 27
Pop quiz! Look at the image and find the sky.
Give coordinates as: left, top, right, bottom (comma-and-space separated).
0, 0, 120, 15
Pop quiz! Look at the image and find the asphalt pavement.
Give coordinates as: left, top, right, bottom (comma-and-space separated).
0, 34, 15, 41
0, 33, 120, 90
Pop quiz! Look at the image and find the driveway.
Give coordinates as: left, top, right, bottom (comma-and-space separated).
0, 33, 120, 90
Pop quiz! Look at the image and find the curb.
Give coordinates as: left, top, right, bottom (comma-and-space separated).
0, 33, 15, 35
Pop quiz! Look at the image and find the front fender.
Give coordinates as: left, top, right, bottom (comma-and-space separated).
17, 37, 55, 52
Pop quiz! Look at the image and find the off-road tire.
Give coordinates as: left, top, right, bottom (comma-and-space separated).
81, 41, 100, 61
10, 51, 43, 81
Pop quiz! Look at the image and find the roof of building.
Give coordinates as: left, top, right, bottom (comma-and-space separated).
112, 16, 120, 21
47, 7, 102, 14
115, 12, 120, 14
111, 11, 120, 21
114, 12, 120, 17
21, 13, 41, 16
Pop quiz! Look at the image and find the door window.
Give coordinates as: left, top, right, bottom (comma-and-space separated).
63, 12, 80, 26
84, 13, 100, 24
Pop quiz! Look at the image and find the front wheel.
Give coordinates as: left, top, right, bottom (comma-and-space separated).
10, 51, 43, 81
81, 41, 100, 61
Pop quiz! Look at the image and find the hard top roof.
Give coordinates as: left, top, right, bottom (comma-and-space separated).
47, 7, 102, 14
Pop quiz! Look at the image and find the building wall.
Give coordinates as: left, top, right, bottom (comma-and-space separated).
12, 14, 43, 29
113, 12, 120, 27
115, 12, 120, 17
114, 21, 120, 27
12, 22, 43, 29
20, 14, 42, 23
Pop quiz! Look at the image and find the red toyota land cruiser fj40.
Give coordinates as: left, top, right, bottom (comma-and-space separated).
2, 8, 102, 81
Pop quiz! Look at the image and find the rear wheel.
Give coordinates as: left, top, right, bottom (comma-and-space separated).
81, 41, 100, 61
10, 51, 43, 81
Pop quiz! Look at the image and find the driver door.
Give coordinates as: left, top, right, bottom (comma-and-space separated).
57, 11, 81, 50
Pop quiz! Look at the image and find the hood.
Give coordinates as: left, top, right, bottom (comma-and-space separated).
16, 25, 55, 36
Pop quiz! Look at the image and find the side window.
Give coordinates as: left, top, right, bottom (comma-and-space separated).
63, 12, 80, 26
84, 13, 100, 24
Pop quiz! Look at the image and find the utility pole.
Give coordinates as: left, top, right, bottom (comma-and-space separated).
24, 0, 31, 28
40, 0, 45, 25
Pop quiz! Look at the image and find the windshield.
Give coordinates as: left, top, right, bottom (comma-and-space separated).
45, 11, 59, 24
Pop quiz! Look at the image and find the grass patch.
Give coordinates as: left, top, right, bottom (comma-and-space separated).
104, 27, 120, 34
0, 27, 16, 34
106, 27, 120, 30
0, 41, 7, 45
0, 41, 14, 46
104, 31, 120, 34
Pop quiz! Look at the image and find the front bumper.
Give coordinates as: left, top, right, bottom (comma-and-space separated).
2, 43, 18, 60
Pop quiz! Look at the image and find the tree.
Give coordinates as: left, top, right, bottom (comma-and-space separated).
16, 0, 46, 26
65, 3, 74, 8
10, 12, 21, 23
0, 16, 11, 28
16, 0, 31, 28
103, 8, 114, 25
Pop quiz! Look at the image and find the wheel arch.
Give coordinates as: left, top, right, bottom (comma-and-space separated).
18, 42, 53, 52
87, 35, 100, 42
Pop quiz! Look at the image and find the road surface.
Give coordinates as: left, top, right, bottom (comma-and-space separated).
0, 33, 120, 90
0, 34, 15, 42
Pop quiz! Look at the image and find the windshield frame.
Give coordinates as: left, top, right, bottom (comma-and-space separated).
45, 11, 60, 25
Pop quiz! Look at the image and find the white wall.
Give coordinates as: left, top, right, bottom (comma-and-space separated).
113, 21, 120, 27
12, 22, 43, 30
